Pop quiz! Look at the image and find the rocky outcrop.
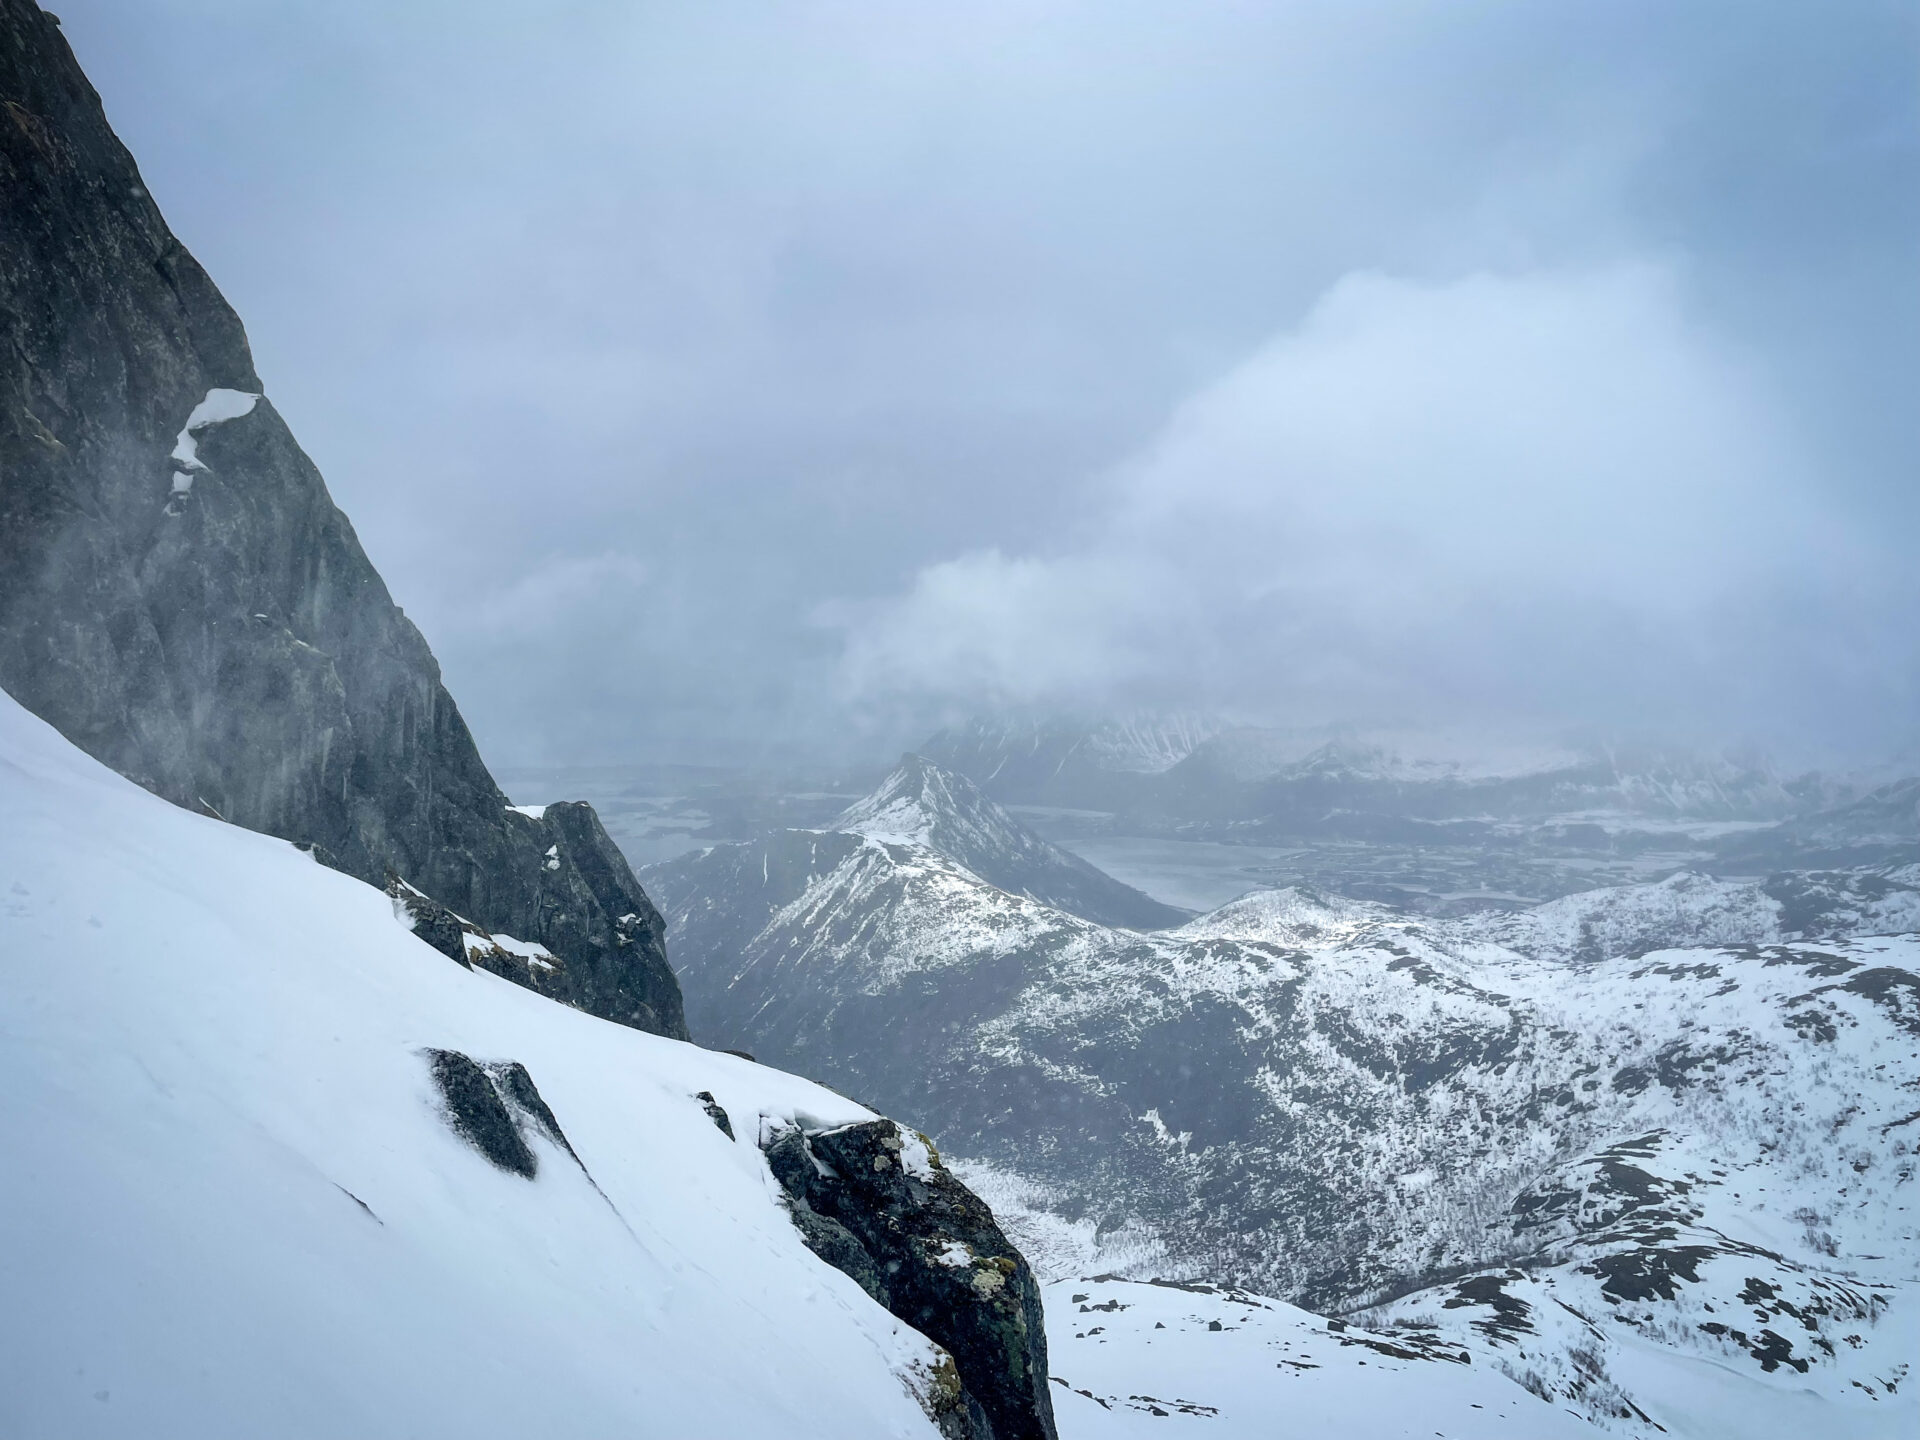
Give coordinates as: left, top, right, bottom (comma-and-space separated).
0, 0, 682, 1038
426, 1049, 582, 1180
764, 1118, 1056, 1440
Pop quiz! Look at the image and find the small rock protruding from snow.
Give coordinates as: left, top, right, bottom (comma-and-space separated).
386, 876, 472, 969
695, 1090, 735, 1140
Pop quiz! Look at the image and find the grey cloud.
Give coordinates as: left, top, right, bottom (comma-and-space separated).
57, 0, 1919, 764
836, 261, 1912, 759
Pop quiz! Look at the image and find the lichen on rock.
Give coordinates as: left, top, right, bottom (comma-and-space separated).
761, 1116, 1056, 1440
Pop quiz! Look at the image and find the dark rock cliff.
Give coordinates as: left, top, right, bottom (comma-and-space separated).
0, 0, 682, 1038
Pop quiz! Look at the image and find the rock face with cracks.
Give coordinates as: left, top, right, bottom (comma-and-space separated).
0, 0, 682, 1039
764, 1117, 1057, 1440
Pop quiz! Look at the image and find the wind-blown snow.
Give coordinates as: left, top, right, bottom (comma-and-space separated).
0, 692, 956, 1439
167, 387, 259, 495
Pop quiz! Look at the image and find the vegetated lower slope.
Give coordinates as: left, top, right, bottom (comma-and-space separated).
0, 0, 680, 1036
652, 797, 1920, 1438
837, 755, 1189, 930
0, 692, 992, 1439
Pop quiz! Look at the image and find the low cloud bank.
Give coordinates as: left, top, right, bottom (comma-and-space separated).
835, 263, 1907, 760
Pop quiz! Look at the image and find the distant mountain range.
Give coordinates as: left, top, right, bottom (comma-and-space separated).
920, 713, 1226, 807
1717, 776, 1920, 870
922, 715, 1920, 868
647, 754, 1920, 1438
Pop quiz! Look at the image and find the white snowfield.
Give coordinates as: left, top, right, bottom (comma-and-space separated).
1046, 1276, 1594, 1439
0, 694, 954, 1440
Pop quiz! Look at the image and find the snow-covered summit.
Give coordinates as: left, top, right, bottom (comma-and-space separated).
1174, 884, 1391, 947
836, 754, 1188, 930
839, 752, 990, 847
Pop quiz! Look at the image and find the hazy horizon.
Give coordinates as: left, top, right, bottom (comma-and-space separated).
60, 1, 1920, 772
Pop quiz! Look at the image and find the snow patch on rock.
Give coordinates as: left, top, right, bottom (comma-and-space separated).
167, 387, 259, 495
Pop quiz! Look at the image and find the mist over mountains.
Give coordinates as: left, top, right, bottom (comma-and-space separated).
5, 4, 1916, 1439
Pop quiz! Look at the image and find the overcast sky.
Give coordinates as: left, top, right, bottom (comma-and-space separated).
62, 1, 1920, 768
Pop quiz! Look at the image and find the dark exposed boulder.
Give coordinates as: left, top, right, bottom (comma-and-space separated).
789, 1204, 891, 1305
764, 1118, 1056, 1440
427, 1050, 541, 1178
0, 0, 683, 1039
425, 1049, 583, 1179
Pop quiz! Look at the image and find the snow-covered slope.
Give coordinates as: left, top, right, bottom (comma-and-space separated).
1047, 1276, 1594, 1439
0, 691, 972, 1440
836, 756, 1189, 930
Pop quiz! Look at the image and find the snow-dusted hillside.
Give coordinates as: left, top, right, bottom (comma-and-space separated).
1455, 867, 1920, 963
654, 802, 1920, 1438
0, 692, 978, 1440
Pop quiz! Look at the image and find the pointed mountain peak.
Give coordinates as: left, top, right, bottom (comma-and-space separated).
836, 753, 1012, 850
836, 753, 1191, 931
